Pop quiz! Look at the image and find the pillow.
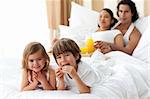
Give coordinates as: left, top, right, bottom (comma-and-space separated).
59, 25, 95, 47
69, 2, 99, 31
134, 16, 150, 34
132, 25, 150, 64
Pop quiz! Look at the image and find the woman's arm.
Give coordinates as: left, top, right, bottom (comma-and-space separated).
114, 34, 124, 47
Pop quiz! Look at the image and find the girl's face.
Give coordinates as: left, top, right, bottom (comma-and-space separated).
28, 50, 46, 72
118, 4, 133, 24
56, 52, 78, 70
99, 10, 112, 30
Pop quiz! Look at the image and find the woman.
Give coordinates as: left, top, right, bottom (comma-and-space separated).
95, 0, 141, 55
94, 8, 124, 54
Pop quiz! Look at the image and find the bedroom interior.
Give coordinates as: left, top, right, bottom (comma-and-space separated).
0, 0, 149, 99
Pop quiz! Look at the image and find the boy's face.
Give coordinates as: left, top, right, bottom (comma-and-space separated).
55, 52, 78, 69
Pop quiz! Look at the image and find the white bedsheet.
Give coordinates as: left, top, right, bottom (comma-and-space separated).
0, 51, 149, 99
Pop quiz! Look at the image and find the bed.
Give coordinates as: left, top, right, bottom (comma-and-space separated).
0, 2, 150, 99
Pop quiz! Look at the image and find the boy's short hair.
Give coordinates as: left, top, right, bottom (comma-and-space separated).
52, 38, 81, 63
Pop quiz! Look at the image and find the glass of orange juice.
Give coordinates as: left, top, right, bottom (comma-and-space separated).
86, 37, 95, 54
80, 47, 87, 54
79, 40, 87, 54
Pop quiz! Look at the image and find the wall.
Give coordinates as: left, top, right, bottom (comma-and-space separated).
92, 0, 103, 12
144, 0, 150, 16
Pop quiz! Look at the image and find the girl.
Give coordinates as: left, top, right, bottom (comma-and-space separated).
21, 42, 56, 91
52, 38, 99, 93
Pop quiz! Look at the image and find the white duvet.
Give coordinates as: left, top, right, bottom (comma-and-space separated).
0, 51, 149, 99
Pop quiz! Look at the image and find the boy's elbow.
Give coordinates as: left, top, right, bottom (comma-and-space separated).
79, 88, 91, 94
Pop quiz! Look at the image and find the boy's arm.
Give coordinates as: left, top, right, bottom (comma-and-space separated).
49, 67, 56, 89
55, 68, 65, 90
62, 66, 90, 93
57, 78, 65, 90
73, 75, 90, 93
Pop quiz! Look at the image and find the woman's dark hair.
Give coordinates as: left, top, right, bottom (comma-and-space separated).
117, 0, 139, 22
52, 38, 81, 64
98, 8, 118, 29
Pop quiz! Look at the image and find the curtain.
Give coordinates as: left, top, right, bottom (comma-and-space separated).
46, 0, 83, 30
72, 0, 83, 5
46, 0, 61, 30
60, 0, 71, 26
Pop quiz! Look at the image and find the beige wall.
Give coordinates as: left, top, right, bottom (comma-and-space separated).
144, 0, 150, 16
92, 0, 103, 12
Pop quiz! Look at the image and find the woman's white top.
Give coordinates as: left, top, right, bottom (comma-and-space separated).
92, 29, 121, 43
123, 23, 135, 45
63, 61, 99, 93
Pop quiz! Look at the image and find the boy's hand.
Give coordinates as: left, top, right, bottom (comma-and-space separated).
55, 68, 64, 81
62, 66, 77, 79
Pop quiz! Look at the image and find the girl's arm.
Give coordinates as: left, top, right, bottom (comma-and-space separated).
21, 69, 38, 91
36, 69, 55, 90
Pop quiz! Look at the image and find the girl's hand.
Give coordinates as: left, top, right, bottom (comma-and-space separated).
31, 71, 38, 85
62, 66, 77, 79
36, 71, 47, 83
94, 41, 112, 54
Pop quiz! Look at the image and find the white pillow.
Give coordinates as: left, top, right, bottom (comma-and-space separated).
133, 25, 150, 64
59, 25, 97, 47
69, 2, 99, 31
134, 16, 150, 34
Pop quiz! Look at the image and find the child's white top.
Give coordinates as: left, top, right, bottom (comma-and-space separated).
92, 29, 121, 43
63, 61, 99, 93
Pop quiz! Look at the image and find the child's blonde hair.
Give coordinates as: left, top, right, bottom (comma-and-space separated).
52, 38, 81, 64
22, 42, 50, 71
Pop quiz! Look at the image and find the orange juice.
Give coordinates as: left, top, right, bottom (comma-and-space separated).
80, 47, 87, 54
86, 37, 95, 54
